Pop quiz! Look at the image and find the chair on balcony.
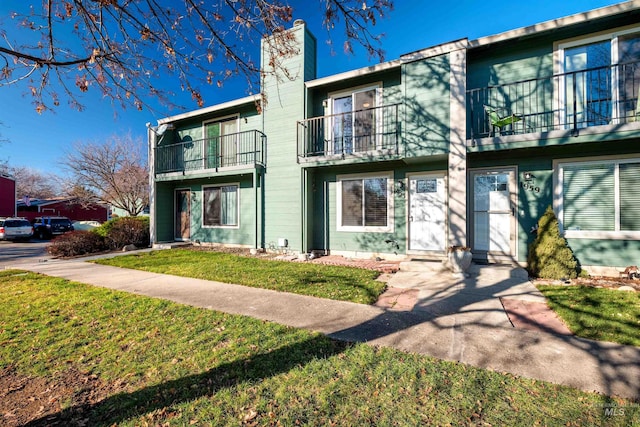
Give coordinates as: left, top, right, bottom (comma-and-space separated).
484, 105, 522, 136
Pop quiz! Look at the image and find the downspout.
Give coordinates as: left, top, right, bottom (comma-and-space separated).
324, 180, 329, 255
254, 169, 258, 251
301, 167, 306, 254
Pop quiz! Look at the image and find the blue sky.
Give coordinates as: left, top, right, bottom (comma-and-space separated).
0, 0, 622, 176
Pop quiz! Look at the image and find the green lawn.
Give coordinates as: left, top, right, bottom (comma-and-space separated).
1, 270, 637, 426
94, 249, 386, 304
537, 285, 640, 347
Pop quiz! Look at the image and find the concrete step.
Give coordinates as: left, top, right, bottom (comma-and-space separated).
152, 241, 192, 250
399, 260, 446, 272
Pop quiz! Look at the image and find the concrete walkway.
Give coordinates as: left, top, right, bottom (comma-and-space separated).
5, 255, 640, 400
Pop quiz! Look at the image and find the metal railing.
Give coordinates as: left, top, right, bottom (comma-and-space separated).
467, 60, 640, 139
155, 130, 266, 174
297, 104, 400, 159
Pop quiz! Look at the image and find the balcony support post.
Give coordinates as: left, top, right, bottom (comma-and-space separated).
448, 47, 468, 249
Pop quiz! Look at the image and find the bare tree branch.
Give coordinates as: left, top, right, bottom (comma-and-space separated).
0, 1, 393, 113
61, 134, 149, 216
9, 166, 60, 199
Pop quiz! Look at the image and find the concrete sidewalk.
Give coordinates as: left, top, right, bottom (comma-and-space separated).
6, 256, 640, 400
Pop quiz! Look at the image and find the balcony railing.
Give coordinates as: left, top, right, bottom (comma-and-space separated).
467, 60, 640, 139
297, 104, 400, 160
155, 130, 266, 174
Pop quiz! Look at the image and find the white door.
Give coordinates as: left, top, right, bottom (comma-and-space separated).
472, 170, 515, 255
409, 174, 446, 251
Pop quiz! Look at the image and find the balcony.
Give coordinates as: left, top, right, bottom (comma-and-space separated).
297, 104, 400, 162
467, 60, 640, 139
155, 130, 266, 175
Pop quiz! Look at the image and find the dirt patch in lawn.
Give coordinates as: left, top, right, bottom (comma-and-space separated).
0, 366, 123, 426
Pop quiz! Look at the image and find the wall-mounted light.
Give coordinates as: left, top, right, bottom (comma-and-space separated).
191, 191, 197, 199
322, 99, 328, 108
523, 172, 535, 181
394, 179, 406, 197
146, 122, 175, 137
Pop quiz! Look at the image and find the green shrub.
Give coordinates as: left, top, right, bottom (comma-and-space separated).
527, 206, 579, 280
47, 231, 107, 257
103, 216, 150, 249
93, 217, 119, 238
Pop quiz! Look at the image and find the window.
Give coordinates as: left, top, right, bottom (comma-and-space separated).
557, 159, 640, 238
558, 28, 640, 128
204, 116, 238, 168
337, 173, 393, 232
330, 85, 381, 154
203, 185, 239, 227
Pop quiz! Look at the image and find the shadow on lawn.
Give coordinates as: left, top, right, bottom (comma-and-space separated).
24, 336, 349, 427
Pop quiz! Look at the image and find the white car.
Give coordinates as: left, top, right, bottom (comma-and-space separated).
0, 217, 34, 241
72, 220, 101, 231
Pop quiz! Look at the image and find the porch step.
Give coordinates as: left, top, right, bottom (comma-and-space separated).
399, 259, 446, 273
152, 241, 192, 250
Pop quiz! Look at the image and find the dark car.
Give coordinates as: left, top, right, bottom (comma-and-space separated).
0, 217, 34, 241
32, 216, 74, 239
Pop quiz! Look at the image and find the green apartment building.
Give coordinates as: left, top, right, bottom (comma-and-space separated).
149, 2, 640, 273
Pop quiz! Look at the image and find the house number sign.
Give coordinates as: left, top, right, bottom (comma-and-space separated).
521, 181, 540, 194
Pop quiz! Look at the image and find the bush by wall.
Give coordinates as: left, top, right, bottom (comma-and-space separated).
103, 216, 150, 249
527, 206, 579, 280
47, 231, 107, 258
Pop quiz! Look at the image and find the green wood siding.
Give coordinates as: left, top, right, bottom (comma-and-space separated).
566, 238, 640, 268
402, 54, 451, 157
309, 161, 447, 254
154, 183, 176, 242
190, 177, 256, 245
470, 139, 640, 266
260, 23, 315, 251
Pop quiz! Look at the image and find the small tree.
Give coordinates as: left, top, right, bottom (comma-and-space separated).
61, 134, 149, 216
527, 206, 579, 280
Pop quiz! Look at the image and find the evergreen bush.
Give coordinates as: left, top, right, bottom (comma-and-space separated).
527, 206, 579, 280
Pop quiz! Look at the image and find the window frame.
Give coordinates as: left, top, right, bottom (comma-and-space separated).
201, 183, 240, 229
554, 155, 640, 240
336, 171, 394, 233
202, 114, 239, 169
555, 25, 640, 127
327, 83, 383, 154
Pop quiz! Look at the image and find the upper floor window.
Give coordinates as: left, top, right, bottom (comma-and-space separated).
329, 84, 382, 154
558, 27, 640, 128
203, 116, 238, 168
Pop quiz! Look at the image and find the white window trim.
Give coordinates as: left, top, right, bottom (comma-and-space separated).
202, 114, 240, 169
336, 171, 394, 233
201, 183, 240, 229
327, 83, 383, 154
554, 156, 640, 240
554, 25, 640, 127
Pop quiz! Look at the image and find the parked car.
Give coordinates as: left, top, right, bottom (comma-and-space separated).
32, 216, 74, 239
71, 220, 101, 231
0, 217, 34, 241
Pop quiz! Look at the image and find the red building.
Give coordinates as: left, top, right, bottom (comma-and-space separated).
16, 198, 109, 222
0, 174, 16, 217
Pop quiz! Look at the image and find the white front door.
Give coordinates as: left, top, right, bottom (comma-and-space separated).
409, 174, 446, 251
471, 169, 516, 256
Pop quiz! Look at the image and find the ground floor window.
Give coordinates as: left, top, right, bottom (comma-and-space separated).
557, 158, 640, 237
337, 172, 392, 232
203, 184, 239, 227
